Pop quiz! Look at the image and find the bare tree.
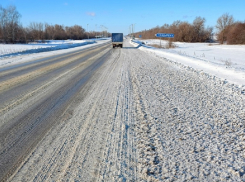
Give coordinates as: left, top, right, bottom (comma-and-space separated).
72, 25, 85, 39
0, 5, 2, 40
29, 22, 45, 40
0, 5, 8, 42
54, 24, 66, 40
178, 22, 194, 42
0, 5, 102, 42
227, 22, 245, 44
37, 22, 44, 40
8, 5, 21, 43
0, 5, 21, 43
216, 13, 234, 44
193, 16, 206, 42
19, 26, 29, 43
45, 24, 55, 39
205, 26, 214, 42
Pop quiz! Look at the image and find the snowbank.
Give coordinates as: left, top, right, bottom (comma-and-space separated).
131, 39, 245, 86
0, 39, 110, 68
0, 39, 97, 59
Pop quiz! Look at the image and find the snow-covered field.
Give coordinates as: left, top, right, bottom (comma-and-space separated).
0, 39, 110, 67
0, 40, 89, 57
132, 39, 245, 86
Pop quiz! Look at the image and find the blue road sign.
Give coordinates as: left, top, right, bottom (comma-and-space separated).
139, 35, 142, 38
155, 33, 174, 38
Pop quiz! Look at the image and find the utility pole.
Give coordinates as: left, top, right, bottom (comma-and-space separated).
87, 24, 89, 39
100, 25, 108, 38
95, 24, 97, 39
131, 24, 133, 38
100, 25, 103, 37
129, 25, 132, 38
130, 23, 136, 39
104, 26, 108, 37
134, 23, 136, 37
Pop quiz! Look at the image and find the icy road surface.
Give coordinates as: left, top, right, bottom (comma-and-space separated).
7, 40, 245, 181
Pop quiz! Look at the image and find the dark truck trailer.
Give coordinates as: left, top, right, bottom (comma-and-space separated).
112, 33, 123, 48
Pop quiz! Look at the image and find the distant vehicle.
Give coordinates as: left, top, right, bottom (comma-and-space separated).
111, 33, 123, 48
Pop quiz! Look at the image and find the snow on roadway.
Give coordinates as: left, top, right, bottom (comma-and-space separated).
132, 39, 245, 86
8, 40, 245, 181
0, 38, 110, 68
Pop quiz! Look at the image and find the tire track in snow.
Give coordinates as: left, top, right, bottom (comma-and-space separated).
98, 49, 138, 181
9, 47, 139, 181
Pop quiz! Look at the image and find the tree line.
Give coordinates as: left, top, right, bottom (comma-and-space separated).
134, 13, 245, 44
1, 5, 244, 44
0, 5, 102, 43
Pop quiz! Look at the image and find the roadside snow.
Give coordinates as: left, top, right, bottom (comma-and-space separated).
0, 39, 110, 68
131, 39, 245, 86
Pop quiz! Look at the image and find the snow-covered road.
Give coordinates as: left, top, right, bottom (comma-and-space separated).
5, 40, 245, 181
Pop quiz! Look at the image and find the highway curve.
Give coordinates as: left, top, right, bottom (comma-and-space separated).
0, 42, 111, 181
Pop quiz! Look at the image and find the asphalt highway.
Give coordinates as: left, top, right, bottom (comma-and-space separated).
0, 42, 111, 181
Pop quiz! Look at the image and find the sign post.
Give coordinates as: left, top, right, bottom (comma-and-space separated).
155, 33, 174, 48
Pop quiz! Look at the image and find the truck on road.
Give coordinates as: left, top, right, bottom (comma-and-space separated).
111, 33, 123, 48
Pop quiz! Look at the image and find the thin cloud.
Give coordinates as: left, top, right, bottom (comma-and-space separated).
86, 12, 96, 17
64, 2, 68, 6
183, 15, 193, 19
169, 11, 175, 15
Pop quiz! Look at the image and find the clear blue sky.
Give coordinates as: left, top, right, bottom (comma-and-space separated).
1, 0, 245, 35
